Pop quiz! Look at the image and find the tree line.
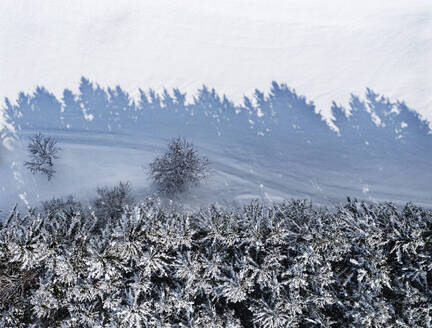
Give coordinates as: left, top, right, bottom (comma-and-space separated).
0, 198, 430, 327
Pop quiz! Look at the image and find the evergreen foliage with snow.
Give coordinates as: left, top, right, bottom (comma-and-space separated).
149, 137, 210, 196
24, 133, 61, 181
0, 198, 431, 327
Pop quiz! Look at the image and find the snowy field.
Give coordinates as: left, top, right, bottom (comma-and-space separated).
1, 0, 431, 123
1, 125, 431, 218
0, 1, 431, 215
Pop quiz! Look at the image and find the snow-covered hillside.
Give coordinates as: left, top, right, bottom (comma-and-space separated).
1, 0, 431, 213
0, 0, 431, 122
1, 4, 432, 326
0, 79, 431, 215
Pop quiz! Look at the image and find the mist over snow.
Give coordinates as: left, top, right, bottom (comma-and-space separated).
0, 0, 431, 122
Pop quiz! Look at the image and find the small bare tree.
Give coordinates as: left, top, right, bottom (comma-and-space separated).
148, 137, 210, 195
40, 196, 83, 216
93, 181, 135, 222
24, 133, 60, 181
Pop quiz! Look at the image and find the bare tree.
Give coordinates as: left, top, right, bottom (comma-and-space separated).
93, 181, 135, 222
148, 137, 210, 195
24, 133, 60, 181
40, 196, 83, 216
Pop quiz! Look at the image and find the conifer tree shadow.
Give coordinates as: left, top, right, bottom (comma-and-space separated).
3, 77, 431, 163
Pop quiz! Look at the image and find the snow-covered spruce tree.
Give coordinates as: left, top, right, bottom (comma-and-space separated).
24, 133, 60, 181
148, 137, 210, 195
0, 199, 431, 327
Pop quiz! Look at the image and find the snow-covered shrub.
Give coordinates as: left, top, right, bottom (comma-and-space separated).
24, 133, 61, 181
93, 181, 135, 226
148, 137, 210, 195
0, 199, 431, 327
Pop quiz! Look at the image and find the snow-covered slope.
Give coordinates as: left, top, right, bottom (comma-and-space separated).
0, 78, 431, 214
1, 1, 431, 213
1, 127, 431, 216
0, 0, 431, 121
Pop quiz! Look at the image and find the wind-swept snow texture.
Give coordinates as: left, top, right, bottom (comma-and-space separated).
0, 79, 431, 214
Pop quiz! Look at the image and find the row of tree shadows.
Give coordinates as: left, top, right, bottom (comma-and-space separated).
3, 77, 431, 160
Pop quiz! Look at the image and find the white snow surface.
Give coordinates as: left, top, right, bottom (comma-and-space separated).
1, 1, 431, 214
0, 0, 431, 125
1, 128, 431, 216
